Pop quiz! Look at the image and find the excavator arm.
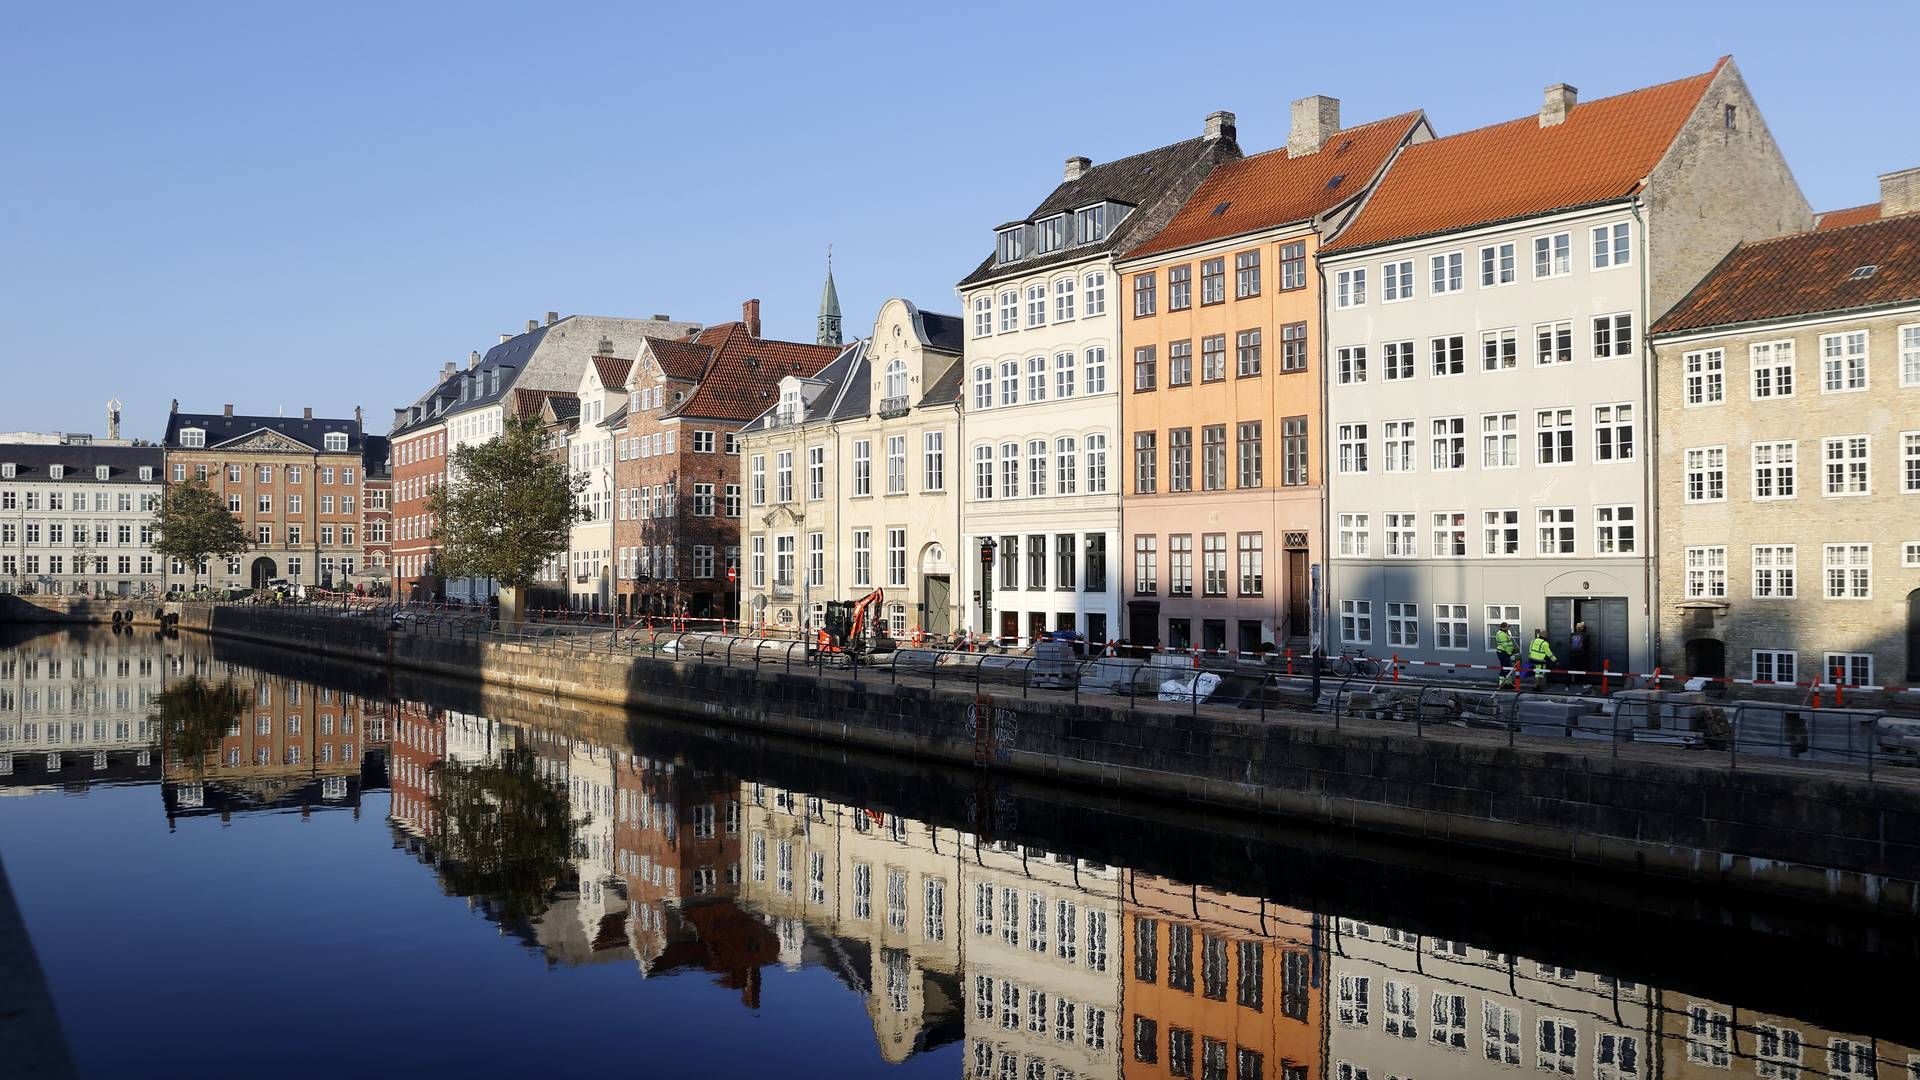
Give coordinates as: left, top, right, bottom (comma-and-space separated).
846, 588, 884, 646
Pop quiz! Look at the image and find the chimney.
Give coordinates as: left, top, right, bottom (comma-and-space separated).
1288, 96, 1341, 157
1063, 156, 1091, 181
526, 319, 539, 333
1540, 83, 1578, 127
302, 406, 313, 420
546, 310, 559, 326
742, 298, 762, 338
354, 405, 363, 426
1881, 166, 1920, 218
1203, 110, 1236, 143
441, 361, 456, 380
651, 313, 671, 321
223, 403, 234, 417
170, 398, 179, 414
469, 350, 480, 368
499, 333, 511, 344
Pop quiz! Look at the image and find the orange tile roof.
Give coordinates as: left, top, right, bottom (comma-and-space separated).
671, 322, 844, 422
591, 355, 633, 390
1124, 111, 1426, 260
1323, 59, 1727, 255
1816, 203, 1881, 230
643, 335, 716, 380
1651, 212, 1920, 335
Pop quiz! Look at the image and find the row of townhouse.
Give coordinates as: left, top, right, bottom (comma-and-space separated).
728, 56, 1919, 689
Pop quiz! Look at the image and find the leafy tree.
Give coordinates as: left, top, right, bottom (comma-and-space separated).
428, 413, 586, 590
152, 675, 246, 770
152, 479, 251, 589
429, 746, 583, 923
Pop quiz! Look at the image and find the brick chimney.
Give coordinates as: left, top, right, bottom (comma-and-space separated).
1540, 83, 1578, 127
1881, 166, 1920, 217
1064, 156, 1091, 181
1204, 110, 1236, 143
1288, 96, 1340, 157
742, 298, 762, 338
223, 403, 234, 417
302, 406, 313, 420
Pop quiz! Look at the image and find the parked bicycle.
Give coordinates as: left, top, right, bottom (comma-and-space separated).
1328, 648, 1384, 680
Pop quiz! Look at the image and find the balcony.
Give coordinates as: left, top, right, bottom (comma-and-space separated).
878, 396, 910, 419
772, 579, 795, 599
765, 408, 802, 430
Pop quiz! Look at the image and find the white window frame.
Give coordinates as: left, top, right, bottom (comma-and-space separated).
1591, 222, 1631, 269
1822, 543, 1871, 600
1684, 348, 1725, 406
1751, 440, 1797, 500
1822, 435, 1870, 497
1479, 242, 1516, 287
1480, 412, 1518, 470
1751, 544, 1796, 599
1381, 259, 1414, 302
1384, 512, 1416, 558
1340, 599, 1372, 645
1535, 507, 1575, 556
1337, 513, 1370, 558
1593, 402, 1634, 462
1594, 505, 1635, 555
1750, 339, 1795, 399
1433, 603, 1469, 651
1430, 251, 1464, 294
1386, 601, 1419, 647
1685, 546, 1728, 599
1820, 330, 1869, 393
1335, 267, 1367, 309
1822, 652, 1873, 688
1751, 649, 1797, 686
1684, 446, 1726, 503
1532, 232, 1571, 279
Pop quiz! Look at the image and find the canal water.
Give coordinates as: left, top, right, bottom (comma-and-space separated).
1, 626, 1915, 1080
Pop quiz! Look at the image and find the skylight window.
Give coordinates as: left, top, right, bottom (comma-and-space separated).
1326, 174, 1346, 190
1210, 202, 1231, 217
1849, 265, 1878, 280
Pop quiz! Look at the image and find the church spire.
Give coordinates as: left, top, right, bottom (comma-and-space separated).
817, 246, 843, 347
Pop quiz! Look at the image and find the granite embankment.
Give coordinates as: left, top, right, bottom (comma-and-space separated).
152, 603, 1920, 914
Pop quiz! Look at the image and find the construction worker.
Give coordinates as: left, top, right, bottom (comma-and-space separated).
1528, 629, 1557, 691
1493, 622, 1517, 686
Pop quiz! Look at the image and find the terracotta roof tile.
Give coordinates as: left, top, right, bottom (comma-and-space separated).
512, 388, 572, 420
1816, 203, 1882, 230
1650, 212, 1920, 335
591, 355, 633, 390
644, 336, 716, 380
1324, 60, 1726, 255
668, 322, 845, 422
1124, 112, 1425, 260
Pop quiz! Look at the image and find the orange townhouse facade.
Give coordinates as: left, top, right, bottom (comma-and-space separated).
1122, 873, 1324, 1080
1115, 100, 1429, 654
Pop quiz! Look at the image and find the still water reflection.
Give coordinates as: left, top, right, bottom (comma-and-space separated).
0, 627, 1914, 1080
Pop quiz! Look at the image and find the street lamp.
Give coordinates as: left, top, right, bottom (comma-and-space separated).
978, 537, 997, 644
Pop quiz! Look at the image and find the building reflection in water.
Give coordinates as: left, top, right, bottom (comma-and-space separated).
4, 626, 1919, 1080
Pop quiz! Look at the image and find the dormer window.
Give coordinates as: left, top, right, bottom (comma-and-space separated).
1, 463, 14, 479
49, 465, 64, 480
777, 389, 803, 426
1036, 215, 1067, 254
489, 369, 501, 395
323, 432, 349, 452
179, 428, 205, 448
139, 466, 153, 481
1075, 204, 1108, 243
996, 226, 1026, 264
95, 466, 110, 480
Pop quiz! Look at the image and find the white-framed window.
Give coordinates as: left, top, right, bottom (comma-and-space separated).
1822, 435, 1869, 496
852, 529, 871, 587
1085, 433, 1108, 493
1479, 242, 1516, 287
1823, 543, 1871, 599
775, 450, 794, 502
1752, 650, 1796, 685
1594, 505, 1635, 554
923, 431, 945, 491
1026, 282, 1047, 327
1026, 355, 1047, 401
1337, 424, 1368, 474
1535, 408, 1574, 466
1384, 419, 1416, 472
1083, 270, 1106, 315
1750, 340, 1794, 398
1485, 605, 1522, 649
1823, 653, 1873, 687
974, 445, 994, 500
750, 535, 766, 588
1685, 546, 1727, 598
1054, 275, 1076, 321
1382, 260, 1414, 301
1340, 599, 1372, 645
1592, 313, 1634, 359
1434, 604, 1469, 650
1591, 221, 1631, 268
1904, 540, 1920, 567
1002, 440, 1020, 497
972, 294, 992, 337
1752, 441, 1796, 499
1432, 512, 1467, 557
1431, 416, 1465, 471
1537, 1018, 1578, 1075
1385, 512, 1416, 557
807, 532, 825, 586
808, 445, 826, 500
1905, 430, 1920, 492
1337, 513, 1369, 557
1821, 330, 1870, 392
1055, 349, 1076, 398
973, 365, 994, 410
1085, 347, 1107, 394
750, 454, 766, 505
1593, 403, 1634, 461
1336, 345, 1366, 385
1430, 251, 1463, 294
179, 428, 206, 448
852, 439, 871, 495
1536, 507, 1575, 555
1534, 320, 1573, 365
1684, 446, 1726, 502
999, 289, 1018, 333
1684, 348, 1725, 405
886, 435, 907, 494
1533, 232, 1571, 278
887, 528, 907, 587
323, 432, 349, 451
1383, 339, 1414, 381
1752, 544, 1795, 598
1481, 412, 1518, 469
1431, 334, 1464, 376
1055, 436, 1078, 494
998, 359, 1019, 405
1386, 601, 1419, 647
1335, 267, 1367, 308
1481, 328, 1517, 371
1483, 510, 1519, 556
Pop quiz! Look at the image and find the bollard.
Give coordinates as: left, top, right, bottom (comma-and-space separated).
1601, 659, 1610, 696
1286, 648, 1293, 677
1392, 653, 1400, 684
1833, 667, 1845, 708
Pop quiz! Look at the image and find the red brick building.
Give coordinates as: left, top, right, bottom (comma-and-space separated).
613, 301, 841, 619
360, 435, 392, 592
389, 364, 462, 601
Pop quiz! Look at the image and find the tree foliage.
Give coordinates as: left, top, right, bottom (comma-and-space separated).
429, 413, 586, 589
429, 746, 583, 923
152, 479, 251, 586
152, 675, 246, 770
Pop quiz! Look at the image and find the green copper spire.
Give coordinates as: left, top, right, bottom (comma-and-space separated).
817, 246, 842, 347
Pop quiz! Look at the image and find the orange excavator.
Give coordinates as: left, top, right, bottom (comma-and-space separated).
819, 588, 884, 660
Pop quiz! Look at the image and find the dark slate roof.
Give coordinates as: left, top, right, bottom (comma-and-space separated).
916, 310, 966, 355
391, 368, 468, 437
1651, 211, 1920, 336
601, 402, 629, 429
549, 396, 581, 421
957, 134, 1242, 288
443, 326, 545, 418
918, 354, 965, 407
0, 442, 163, 483
162, 411, 363, 453
361, 435, 391, 478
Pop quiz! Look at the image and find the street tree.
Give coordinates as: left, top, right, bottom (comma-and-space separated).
152, 479, 251, 591
428, 413, 585, 620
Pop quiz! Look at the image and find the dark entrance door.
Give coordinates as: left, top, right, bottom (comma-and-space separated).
1128, 604, 1158, 649
1907, 590, 1919, 683
1548, 596, 1629, 674
999, 611, 1018, 646
250, 557, 277, 589
1685, 638, 1726, 680
1026, 612, 1047, 647
1286, 551, 1309, 637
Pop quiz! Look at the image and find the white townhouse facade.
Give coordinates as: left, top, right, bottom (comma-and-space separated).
1319, 60, 1809, 677
958, 115, 1241, 647
568, 356, 628, 612
0, 438, 164, 598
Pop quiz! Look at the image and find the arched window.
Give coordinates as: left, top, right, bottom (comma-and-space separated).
1056, 437, 1078, 494
1027, 440, 1049, 497
999, 290, 1019, 332
1026, 355, 1047, 402
974, 445, 994, 500
1055, 351, 1076, 399
1026, 283, 1047, 328
1054, 276, 1076, 321
1000, 441, 1020, 498
1085, 433, 1108, 493
999, 360, 1020, 406
973, 365, 994, 410
884, 360, 908, 404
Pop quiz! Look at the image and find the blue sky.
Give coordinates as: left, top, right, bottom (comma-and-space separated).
3, 1, 1913, 439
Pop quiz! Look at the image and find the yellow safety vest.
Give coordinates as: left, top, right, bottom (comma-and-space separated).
1528, 638, 1556, 664
1494, 630, 1515, 654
